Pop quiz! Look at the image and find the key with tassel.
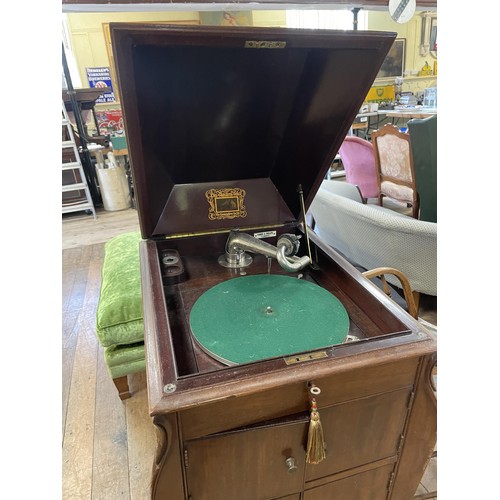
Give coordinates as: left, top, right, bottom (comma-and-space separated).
306, 384, 326, 464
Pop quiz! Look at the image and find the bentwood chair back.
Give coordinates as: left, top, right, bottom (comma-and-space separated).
338, 136, 380, 202
371, 124, 420, 218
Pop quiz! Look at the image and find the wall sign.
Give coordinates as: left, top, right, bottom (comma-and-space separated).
86, 67, 116, 103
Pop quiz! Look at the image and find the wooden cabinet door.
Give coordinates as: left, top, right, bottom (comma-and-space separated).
304, 463, 394, 500
184, 418, 308, 500
306, 388, 411, 481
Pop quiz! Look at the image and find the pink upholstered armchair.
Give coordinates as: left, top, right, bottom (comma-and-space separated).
338, 136, 380, 202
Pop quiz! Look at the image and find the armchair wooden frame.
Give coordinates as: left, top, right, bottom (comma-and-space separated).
362, 267, 419, 318
371, 124, 420, 218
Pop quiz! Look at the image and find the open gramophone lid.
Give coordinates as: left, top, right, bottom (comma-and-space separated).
110, 24, 396, 239
190, 274, 349, 365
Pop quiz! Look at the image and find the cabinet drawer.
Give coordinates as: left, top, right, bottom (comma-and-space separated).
305, 388, 411, 481
180, 357, 418, 440
304, 462, 394, 500
309, 357, 418, 408
184, 418, 308, 500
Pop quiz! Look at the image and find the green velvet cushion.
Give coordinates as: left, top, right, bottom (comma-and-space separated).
96, 231, 144, 347
104, 343, 146, 379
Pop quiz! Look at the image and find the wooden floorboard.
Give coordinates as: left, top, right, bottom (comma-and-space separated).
61, 205, 436, 500
62, 210, 155, 500
62, 250, 100, 500
92, 346, 130, 500
126, 373, 157, 500
62, 208, 140, 250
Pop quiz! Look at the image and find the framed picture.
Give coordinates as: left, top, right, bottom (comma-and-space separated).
430, 17, 437, 53
377, 38, 406, 79
200, 11, 252, 26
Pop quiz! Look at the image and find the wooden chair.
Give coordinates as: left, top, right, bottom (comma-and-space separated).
371, 124, 420, 218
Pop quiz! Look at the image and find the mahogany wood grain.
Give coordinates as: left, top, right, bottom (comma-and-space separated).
151, 414, 185, 500
184, 419, 308, 500
305, 455, 397, 490
304, 388, 411, 480
113, 375, 131, 400
390, 354, 437, 499
180, 358, 418, 440
304, 463, 396, 500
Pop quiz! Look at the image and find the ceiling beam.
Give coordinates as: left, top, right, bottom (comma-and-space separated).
61, 0, 438, 13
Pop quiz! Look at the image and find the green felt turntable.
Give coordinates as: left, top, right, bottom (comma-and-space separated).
189, 274, 350, 365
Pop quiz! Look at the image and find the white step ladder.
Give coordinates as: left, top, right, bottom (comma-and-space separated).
62, 100, 96, 218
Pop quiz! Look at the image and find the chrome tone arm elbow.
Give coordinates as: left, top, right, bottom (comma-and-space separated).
218, 229, 311, 272
276, 245, 311, 272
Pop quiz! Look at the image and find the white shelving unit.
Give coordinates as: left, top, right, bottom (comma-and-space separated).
62, 101, 96, 218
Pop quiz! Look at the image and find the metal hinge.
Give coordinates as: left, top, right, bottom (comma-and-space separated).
407, 389, 416, 410
184, 449, 189, 468
388, 471, 396, 493
397, 433, 406, 453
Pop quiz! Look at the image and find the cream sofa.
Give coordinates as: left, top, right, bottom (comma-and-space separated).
309, 180, 437, 296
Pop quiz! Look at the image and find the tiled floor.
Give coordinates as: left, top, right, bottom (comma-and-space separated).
415, 453, 437, 499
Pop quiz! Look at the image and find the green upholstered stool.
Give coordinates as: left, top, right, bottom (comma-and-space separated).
96, 231, 145, 399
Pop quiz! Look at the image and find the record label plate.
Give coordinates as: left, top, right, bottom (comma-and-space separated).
189, 274, 349, 365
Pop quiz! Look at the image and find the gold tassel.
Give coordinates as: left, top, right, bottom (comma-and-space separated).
306, 397, 326, 464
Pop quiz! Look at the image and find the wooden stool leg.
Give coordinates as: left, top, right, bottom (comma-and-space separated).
113, 375, 131, 400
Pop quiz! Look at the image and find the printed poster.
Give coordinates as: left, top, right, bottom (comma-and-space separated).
86, 67, 116, 103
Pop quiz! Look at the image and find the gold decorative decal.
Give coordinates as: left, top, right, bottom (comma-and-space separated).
206, 188, 247, 221
245, 40, 286, 49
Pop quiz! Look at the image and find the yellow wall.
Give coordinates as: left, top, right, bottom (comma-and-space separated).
368, 11, 437, 93
66, 11, 200, 87
251, 10, 286, 27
